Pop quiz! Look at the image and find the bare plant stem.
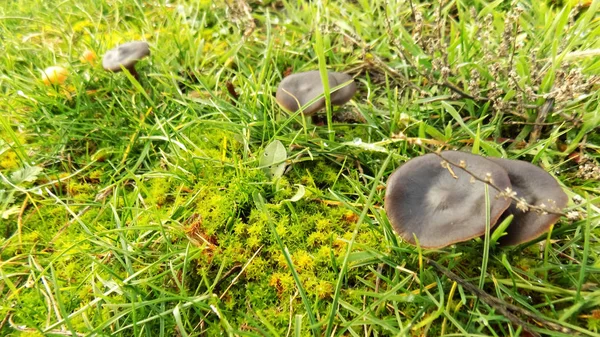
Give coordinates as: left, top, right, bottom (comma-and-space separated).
504, 120, 562, 126
529, 98, 555, 144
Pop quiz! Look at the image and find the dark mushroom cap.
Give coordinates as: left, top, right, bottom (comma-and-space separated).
488, 158, 568, 245
275, 70, 357, 115
102, 41, 150, 72
384, 151, 512, 249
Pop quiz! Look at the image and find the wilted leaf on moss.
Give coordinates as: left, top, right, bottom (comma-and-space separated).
341, 139, 388, 153
287, 184, 305, 202
10, 166, 43, 185
260, 140, 287, 179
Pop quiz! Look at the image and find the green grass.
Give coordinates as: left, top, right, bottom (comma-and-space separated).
1, 0, 599, 336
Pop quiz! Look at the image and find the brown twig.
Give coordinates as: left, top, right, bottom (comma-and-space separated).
212, 264, 242, 291
529, 98, 555, 144
0, 313, 9, 331
225, 81, 239, 106
442, 81, 485, 101
504, 120, 562, 126
17, 196, 28, 247
427, 258, 574, 336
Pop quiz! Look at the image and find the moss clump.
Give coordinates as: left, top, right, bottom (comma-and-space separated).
269, 272, 296, 298
143, 175, 174, 207
0, 149, 19, 170
10, 289, 48, 328
20, 205, 69, 241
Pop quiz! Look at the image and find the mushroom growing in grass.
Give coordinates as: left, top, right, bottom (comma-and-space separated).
41, 66, 69, 85
488, 158, 568, 245
275, 70, 357, 115
102, 41, 150, 79
80, 50, 97, 65
384, 151, 512, 249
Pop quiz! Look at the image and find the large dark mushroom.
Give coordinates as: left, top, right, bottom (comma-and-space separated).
384, 151, 512, 249
102, 41, 150, 79
488, 158, 568, 245
275, 70, 356, 115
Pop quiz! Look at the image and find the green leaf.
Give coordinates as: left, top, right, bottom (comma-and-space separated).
173, 304, 189, 337
259, 140, 287, 179
491, 214, 514, 244
441, 101, 476, 138
0, 190, 15, 205
10, 166, 43, 185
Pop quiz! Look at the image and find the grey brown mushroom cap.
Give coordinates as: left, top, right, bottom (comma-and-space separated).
102, 41, 150, 72
275, 70, 357, 115
488, 158, 568, 246
384, 151, 512, 249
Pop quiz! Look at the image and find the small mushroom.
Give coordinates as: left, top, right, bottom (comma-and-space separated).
102, 41, 150, 79
488, 158, 568, 245
275, 70, 356, 115
384, 151, 512, 248
41, 66, 69, 85
80, 50, 97, 65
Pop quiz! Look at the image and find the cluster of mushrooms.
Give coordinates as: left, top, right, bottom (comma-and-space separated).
99, 40, 356, 112
100, 42, 357, 115
271, 66, 569, 249
42, 41, 152, 85
384, 151, 568, 248
98, 42, 568, 249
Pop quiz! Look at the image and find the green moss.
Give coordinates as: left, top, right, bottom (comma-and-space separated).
309, 279, 334, 300
272, 177, 295, 202
293, 250, 315, 272
21, 205, 68, 240
5, 139, 390, 334
0, 149, 19, 170
586, 310, 600, 332
268, 272, 295, 298
245, 256, 270, 280
312, 160, 340, 187
67, 180, 95, 198
143, 176, 173, 207
16, 332, 45, 337
12, 289, 48, 327
307, 231, 329, 247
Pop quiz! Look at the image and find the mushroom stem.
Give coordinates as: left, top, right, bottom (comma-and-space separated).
127, 66, 140, 80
